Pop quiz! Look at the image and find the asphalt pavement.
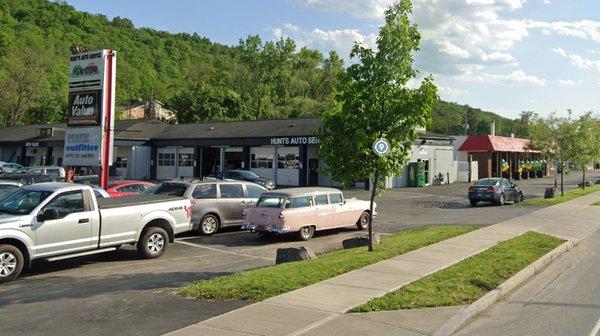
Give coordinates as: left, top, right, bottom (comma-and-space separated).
457, 229, 600, 336
0, 171, 596, 336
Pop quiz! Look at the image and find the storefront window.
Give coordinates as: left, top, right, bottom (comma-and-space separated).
278, 153, 300, 169
178, 153, 193, 167
115, 157, 128, 168
251, 153, 273, 169
158, 153, 175, 166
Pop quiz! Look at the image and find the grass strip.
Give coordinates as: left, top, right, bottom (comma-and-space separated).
521, 185, 600, 205
349, 231, 564, 312
179, 226, 476, 301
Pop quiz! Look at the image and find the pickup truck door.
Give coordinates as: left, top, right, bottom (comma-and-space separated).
34, 190, 95, 257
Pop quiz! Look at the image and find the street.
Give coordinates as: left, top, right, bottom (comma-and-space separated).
457, 229, 600, 336
0, 171, 595, 336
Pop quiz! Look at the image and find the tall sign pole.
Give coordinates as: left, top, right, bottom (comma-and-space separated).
64, 49, 116, 190
100, 50, 116, 189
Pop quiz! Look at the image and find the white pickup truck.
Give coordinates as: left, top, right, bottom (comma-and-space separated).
0, 183, 192, 283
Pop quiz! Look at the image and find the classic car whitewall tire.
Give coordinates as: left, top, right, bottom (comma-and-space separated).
297, 226, 315, 241
357, 211, 370, 230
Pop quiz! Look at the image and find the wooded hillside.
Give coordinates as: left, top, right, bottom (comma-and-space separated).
0, 0, 526, 136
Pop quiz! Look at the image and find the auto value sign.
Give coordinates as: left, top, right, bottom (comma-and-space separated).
63, 128, 103, 166
68, 91, 101, 126
65, 49, 116, 168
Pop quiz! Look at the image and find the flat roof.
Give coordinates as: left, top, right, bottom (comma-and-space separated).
153, 117, 321, 140
0, 119, 168, 143
0, 117, 455, 143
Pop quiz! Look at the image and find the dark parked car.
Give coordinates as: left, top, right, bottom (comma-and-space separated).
0, 173, 54, 185
468, 178, 524, 206
213, 170, 276, 190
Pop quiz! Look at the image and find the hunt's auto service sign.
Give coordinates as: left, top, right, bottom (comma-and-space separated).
64, 49, 116, 167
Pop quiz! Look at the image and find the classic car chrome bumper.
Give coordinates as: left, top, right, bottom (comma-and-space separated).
241, 223, 290, 234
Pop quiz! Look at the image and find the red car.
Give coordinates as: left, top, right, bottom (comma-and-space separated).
106, 180, 156, 198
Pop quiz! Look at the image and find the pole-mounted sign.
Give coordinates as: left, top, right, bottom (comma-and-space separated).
373, 138, 391, 156
63, 49, 116, 189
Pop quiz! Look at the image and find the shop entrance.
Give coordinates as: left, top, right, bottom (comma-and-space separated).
224, 147, 243, 171
308, 159, 319, 186
201, 147, 221, 177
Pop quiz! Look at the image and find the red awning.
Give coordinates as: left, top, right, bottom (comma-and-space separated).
458, 135, 540, 153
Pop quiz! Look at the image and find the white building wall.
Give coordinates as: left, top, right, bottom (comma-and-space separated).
125, 146, 152, 180
387, 143, 458, 188
52, 146, 64, 166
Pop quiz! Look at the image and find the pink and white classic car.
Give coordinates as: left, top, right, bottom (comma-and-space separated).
241, 187, 376, 240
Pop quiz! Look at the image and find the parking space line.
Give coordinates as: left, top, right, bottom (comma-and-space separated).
175, 240, 275, 261
589, 316, 600, 336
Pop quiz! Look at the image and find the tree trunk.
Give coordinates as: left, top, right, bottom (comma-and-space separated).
560, 169, 564, 196
368, 169, 380, 252
582, 167, 586, 190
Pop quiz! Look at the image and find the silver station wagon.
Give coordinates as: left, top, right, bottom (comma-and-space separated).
152, 179, 268, 235
242, 187, 376, 240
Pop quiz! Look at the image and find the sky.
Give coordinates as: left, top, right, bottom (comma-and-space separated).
65, 0, 600, 119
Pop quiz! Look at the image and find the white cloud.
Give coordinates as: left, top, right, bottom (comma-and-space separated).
527, 20, 600, 42
470, 70, 547, 86
553, 48, 600, 72
438, 85, 470, 98
289, 0, 393, 19
273, 24, 377, 58
557, 79, 583, 86
288, 0, 599, 78
282, 0, 596, 104
438, 41, 471, 59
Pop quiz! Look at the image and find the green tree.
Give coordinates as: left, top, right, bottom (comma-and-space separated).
317, 0, 438, 251
529, 113, 578, 196
168, 82, 246, 123
0, 46, 52, 126
570, 112, 600, 189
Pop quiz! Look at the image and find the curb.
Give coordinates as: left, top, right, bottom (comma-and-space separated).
433, 240, 576, 336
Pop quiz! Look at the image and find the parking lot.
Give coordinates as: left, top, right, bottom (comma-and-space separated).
0, 171, 596, 336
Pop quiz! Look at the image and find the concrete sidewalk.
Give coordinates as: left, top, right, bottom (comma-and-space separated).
166, 192, 600, 336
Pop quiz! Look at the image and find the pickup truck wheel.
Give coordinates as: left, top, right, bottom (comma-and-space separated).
356, 211, 370, 230
198, 214, 220, 236
0, 245, 24, 283
137, 227, 169, 259
297, 226, 315, 241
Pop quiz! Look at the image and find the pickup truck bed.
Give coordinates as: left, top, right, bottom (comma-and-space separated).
97, 195, 186, 209
0, 183, 193, 283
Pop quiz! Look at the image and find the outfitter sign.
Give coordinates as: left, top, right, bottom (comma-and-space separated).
68, 91, 101, 126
